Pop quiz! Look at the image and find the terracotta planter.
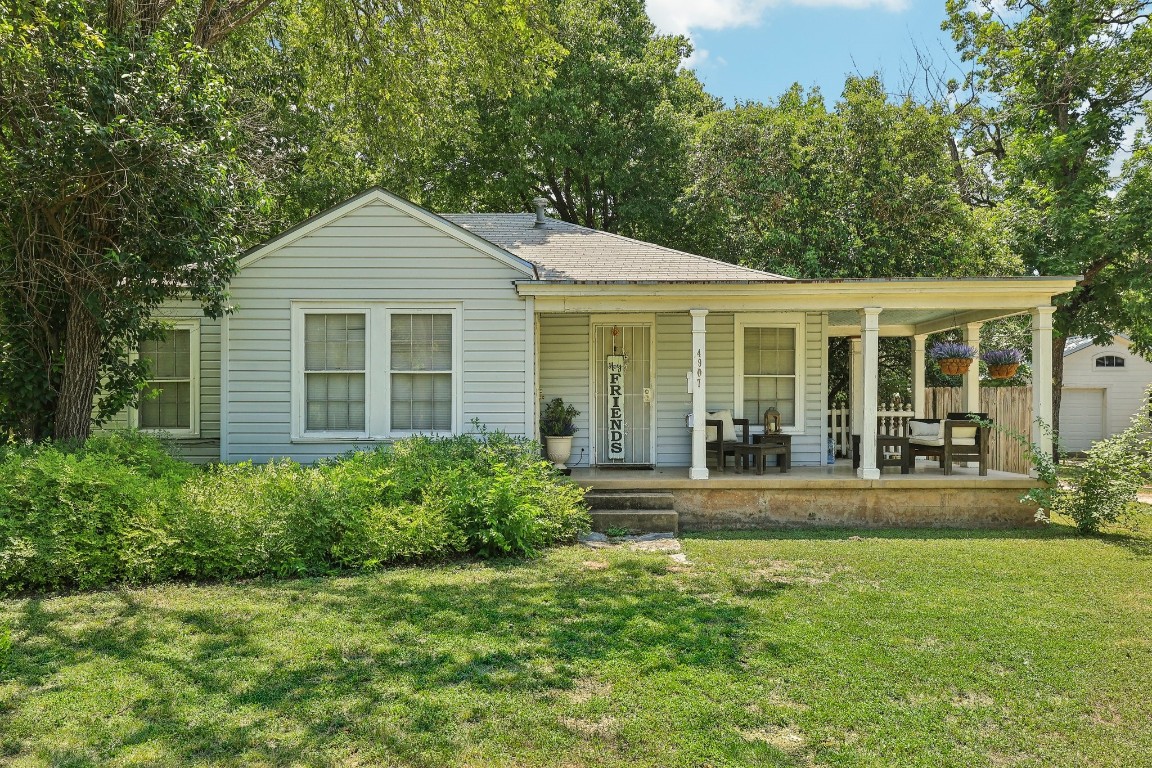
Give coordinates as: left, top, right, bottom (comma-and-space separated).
937, 357, 974, 376
545, 435, 574, 471
988, 363, 1020, 379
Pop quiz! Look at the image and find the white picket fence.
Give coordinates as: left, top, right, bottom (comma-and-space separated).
828, 402, 915, 458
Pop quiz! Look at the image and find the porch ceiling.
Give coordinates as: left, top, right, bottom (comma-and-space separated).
825, 308, 1025, 336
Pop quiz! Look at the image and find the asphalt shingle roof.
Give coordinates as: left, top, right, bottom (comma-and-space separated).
441, 213, 790, 282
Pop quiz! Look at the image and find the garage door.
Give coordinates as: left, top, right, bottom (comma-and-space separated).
1060, 388, 1105, 453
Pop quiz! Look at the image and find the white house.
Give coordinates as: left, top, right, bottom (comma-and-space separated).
1060, 336, 1152, 452
113, 189, 1078, 526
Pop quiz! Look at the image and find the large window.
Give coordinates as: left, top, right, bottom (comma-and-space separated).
293, 304, 459, 439
390, 313, 453, 431
736, 317, 804, 431
305, 313, 366, 432
136, 321, 199, 436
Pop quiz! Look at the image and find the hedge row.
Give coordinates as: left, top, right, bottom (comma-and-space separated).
0, 430, 589, 593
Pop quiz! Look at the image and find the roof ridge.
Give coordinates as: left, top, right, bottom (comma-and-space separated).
443, 212, 791, 281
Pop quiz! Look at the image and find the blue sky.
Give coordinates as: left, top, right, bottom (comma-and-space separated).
646, 0, 963, 105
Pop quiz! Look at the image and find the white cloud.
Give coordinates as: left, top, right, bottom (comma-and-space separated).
647, 0, 909, 36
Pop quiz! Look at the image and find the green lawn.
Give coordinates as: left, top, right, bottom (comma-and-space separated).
2, 513, 1151, 768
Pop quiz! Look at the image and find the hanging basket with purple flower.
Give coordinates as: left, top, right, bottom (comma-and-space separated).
981, 348, 1024, 379
929, 341, 977, 376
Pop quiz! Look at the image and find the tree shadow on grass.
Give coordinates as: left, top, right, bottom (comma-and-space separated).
1, 555, 804, 768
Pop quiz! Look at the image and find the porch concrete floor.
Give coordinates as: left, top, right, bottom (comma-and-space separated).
570, 462, 1037, 491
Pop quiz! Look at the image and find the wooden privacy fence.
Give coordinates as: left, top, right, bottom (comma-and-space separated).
828, 388, 1033, 474
925, 387, 1033, 475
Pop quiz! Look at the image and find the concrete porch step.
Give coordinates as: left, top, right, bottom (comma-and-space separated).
589, 509, 679, 535
583, 490, 675, 511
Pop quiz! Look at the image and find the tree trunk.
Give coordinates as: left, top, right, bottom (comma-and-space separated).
1051, 332, 1065, 461
53, 295, 103, 441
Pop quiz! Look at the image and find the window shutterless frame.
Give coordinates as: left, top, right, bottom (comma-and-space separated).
129, 319, 201, 438
290, 302, 462, 442
734, 313, 806, 434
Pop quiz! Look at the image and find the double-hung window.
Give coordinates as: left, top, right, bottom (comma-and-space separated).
304, 313, 367, 434
736, 316, 804, 431
136, 320, 200, 436
293, 304, 459, 440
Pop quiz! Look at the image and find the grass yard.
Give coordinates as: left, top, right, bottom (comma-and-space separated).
2, 512, 1150, 768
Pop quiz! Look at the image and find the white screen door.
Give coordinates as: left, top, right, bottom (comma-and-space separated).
592, 322, 653, 465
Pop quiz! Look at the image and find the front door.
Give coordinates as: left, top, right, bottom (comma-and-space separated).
592, 320, 653, 466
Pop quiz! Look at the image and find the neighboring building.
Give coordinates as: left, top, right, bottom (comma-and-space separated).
112, 188, 1074, 492
1060, 336, 1152, 452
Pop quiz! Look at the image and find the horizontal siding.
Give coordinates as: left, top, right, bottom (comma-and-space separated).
226, 198, 531, 463
1063, 341, 1152, 439
538, 314, 591, 467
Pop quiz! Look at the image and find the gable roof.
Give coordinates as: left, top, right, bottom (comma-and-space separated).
441, 214, 790, 282
1064, 334, 1130, 357
237, 188, 537, 276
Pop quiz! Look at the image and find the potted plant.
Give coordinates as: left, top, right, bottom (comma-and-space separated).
982, 348, 1024, 379
929, 340, 977, 376
541, 397, 580, 471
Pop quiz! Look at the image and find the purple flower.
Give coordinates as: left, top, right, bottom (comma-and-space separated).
928, 341, 976, 360
981, 348, 1024, 366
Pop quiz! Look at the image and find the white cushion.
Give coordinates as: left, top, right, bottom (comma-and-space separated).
706, 409, 737, 442
951, 425, 978, 440
909, 436, 976, 447
908, 420, 942, 438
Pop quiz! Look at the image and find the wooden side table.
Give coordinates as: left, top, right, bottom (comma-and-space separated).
741, 433, 791, 474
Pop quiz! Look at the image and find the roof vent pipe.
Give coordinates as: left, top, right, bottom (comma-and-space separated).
532, 197, 549, 228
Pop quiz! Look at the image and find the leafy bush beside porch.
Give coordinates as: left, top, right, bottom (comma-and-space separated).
0, 431, 588, 594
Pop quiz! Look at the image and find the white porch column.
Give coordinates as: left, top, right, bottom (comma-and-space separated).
849, 338, 863, 441
962, 321, 983, 414
689, 309, 709, 480
858, 308, 882, 480
1031, 306, 1056, 467
912, 333, 927, 419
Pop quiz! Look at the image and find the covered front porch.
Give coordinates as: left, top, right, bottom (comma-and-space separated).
524, 276, 1074, 480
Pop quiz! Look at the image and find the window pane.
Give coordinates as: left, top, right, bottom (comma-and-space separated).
744, 375, 796, 427
391, 372, 452, 431
305, 372, 365, 432
139, 381, 191, 429
140, 329, 191, 380
305, 314, 365, 371
392, 314, 452, 372
744, 326, 795, 375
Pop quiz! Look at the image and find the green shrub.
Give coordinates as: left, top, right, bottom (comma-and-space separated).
1055, 396, 1152, 533
0, 428, 589, 594
0, 441, 181, 591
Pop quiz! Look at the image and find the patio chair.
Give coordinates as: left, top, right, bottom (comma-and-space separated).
907, 418, 991, 476
705, 409, 751, 473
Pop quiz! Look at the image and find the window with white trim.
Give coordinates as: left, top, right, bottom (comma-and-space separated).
735, 317, 805, 431
136, 321, 200, 436
292, 304, 460, 439
305, 313, 366, 432
1095, 354, 1125, 368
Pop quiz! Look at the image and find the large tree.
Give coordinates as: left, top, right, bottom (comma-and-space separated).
0, 0, 557, 440
676, 76, 1018, 278
422, 0, 717, 243
944, 0, 1152, 443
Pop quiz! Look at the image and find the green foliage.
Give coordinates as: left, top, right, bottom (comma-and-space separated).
1054, 393, 1152, 533
0, 431, 589, 594
423, 0, 716, 241
540, 397, 580, 436
944, 0, 1152, 432
0, 621, 9, 671
677, 76, 1019, 278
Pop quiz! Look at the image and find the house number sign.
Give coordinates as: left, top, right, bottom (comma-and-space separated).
606, 354, 626, 459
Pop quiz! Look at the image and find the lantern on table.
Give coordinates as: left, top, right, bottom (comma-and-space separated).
763, 407, 782, 434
